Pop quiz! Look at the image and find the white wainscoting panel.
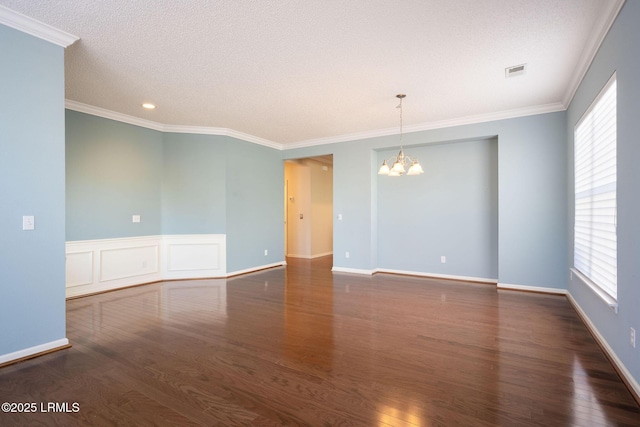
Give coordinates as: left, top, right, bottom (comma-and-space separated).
66, 236, 163, 298
100, 245, 159, 282
162, 235, 226, 279
66, 235, 227, 297
65, 251, 93, 288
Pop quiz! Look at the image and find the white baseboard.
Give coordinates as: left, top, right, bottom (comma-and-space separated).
286, 253, 310, 259
0, 338, 69, 366
377, 268, 497, 284
311, 252, 333, 259
497, 282, 567, 295
286, 252, 333, 259
331, 266, 376, 275
566, 292, 640, 403
333, 268, 568, 295
66, 235, 226, 297
226, 261, 286, 277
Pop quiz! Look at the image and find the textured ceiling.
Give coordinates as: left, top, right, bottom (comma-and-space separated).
0, 1, 623, 146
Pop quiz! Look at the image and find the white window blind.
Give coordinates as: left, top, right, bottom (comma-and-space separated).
574, 74, 617, 300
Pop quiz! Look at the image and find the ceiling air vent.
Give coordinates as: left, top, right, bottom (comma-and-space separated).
505, 63, 526, 78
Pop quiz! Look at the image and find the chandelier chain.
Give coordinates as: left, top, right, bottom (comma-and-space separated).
398, 94, 404, 147
377, 93, 423, 176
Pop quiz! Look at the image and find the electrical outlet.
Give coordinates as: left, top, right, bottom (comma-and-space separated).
132, 215, 141, 223
264, 249, 268, 256
631, 328, 636, 348
345, 251, 350, 259
441, 255, 446, 264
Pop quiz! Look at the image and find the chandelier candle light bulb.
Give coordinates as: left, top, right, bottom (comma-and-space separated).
378, 94, 424, 177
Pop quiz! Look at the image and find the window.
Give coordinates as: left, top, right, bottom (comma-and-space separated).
574, 73, 617, 301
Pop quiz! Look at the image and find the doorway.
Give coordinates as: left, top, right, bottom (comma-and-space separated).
284, 155, 333, 259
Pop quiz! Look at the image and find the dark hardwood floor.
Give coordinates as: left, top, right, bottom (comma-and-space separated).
1, 256, 639, 426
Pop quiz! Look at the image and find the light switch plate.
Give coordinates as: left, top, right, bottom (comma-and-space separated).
22, 215, 35, 230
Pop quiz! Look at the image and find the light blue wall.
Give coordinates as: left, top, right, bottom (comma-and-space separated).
66, 110, 163, 240
162, 133, 227, 234
566, 0, 640, 388
0, 25, 66, 354
225, 139, 284, 273
284, 112, 567, 289
334, 140, 377, 270
498, 112, 567, 288
377, 138, 498, 279
65, 112, 285, 272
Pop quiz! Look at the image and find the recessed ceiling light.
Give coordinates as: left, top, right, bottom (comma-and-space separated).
142, 103, 156, 109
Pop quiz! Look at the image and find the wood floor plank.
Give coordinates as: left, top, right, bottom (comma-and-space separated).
1, 256, 638, 426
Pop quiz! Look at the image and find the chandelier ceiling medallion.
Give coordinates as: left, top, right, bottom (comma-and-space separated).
378, 94, 424, 177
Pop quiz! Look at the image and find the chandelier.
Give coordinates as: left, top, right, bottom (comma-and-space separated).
378, 94, 424, 176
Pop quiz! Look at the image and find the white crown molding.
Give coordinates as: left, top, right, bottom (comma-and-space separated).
65, 100, 283, 149
561, 0, 626, 108
65, 100, 165, 131
66, 99, 566, 151
163, 124, 282, 150
0, 5, 78, 48
285, 102, 565, 149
